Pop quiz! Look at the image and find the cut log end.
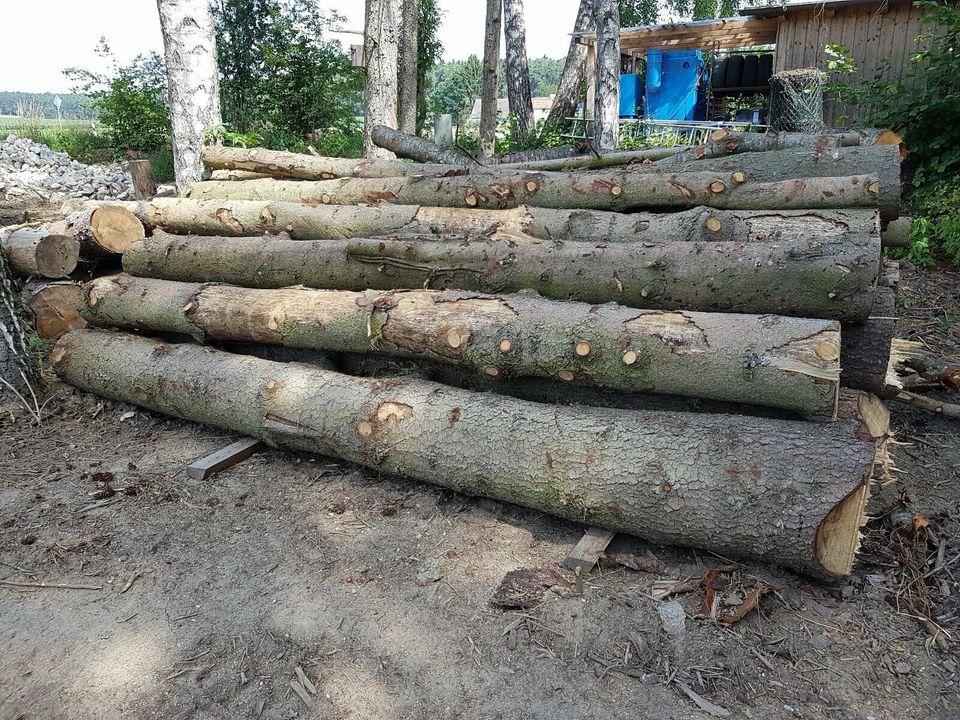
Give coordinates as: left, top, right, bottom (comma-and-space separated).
89, 205, 146, 254
815, 392, 891, 576
705, 217, 722, 233
574, 340, 592, 357
498, 338, 513, 353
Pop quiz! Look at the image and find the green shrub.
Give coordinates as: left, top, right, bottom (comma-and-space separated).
149, 146, 175, 184
892, 176, 960, 266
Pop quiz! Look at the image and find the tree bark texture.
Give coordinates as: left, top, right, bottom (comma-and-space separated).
122, 232, 880, 321
0, 252, 37, 405
53, 329, 892, 576
503, 0, 535, 142
371, 125, 468, 165
185, 172, 882, 213
111, 197, 879, 246
496, 147, 681, 171
546, 0, 593, 128
480, 0, 502, 158
203, 145, 471, 180
840, 286, 895, 394
593, 0, 621, 151
127, 159, 156, 200
639, 145, 901, 221
0, 227, 79, 278
661, 130, 862, 165
490, 145, 587, 165
398, 0, 419, 136
881, 217, 911, 247
156, 0, 222, 193
364, 0, 400, 159
83, 274, 842, 419
21, 279, 87, 341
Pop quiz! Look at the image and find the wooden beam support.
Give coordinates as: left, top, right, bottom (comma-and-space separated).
564, 527, 617, 573
186, 437, 265, 480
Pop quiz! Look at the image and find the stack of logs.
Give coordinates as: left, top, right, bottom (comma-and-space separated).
24, 126, 913, 578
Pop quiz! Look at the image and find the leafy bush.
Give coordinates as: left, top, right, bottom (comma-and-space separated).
64, 40, 169, 153
891, 176, 960, 266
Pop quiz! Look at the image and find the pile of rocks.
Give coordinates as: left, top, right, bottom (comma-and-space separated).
0, 134, 133, 202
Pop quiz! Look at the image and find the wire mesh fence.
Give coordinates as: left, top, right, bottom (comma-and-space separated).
769, 68, 826, 133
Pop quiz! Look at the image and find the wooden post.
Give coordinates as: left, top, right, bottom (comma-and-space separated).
127, 160, 156, 200
585, 42, 597, 120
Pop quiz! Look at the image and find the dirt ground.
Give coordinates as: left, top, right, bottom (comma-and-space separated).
1, 264, 959, 720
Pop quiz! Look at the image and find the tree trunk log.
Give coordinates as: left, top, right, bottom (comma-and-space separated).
203, 145, 470, 180
881, 217, 911, 248
0, 252, 38, 406
546, 0, 593, 129
371, 125, 468, 164
105, 198, 879, 245
52, 329, 890, 577
55, 205, 145, 257
593, 0, 620, 151
839, 286, 895, 394
480, 0, 502, 158
364, 0, 400, 159
1, 227, 79, 278
496, 147, 681, 171
503, 0, 535, 142
490, 145, 587, 165
662, 130, 864, 165
122, 231, 880, 321
127, 159, 156, 200
83, 274, 843, 419
397, 0, 419, 136
640, 145, 901, 221
185, 172, 882, 213
156, 0, 222, 193
21, 279, 87, 341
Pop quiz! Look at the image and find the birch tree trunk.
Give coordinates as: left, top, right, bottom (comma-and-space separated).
398, 0, 419, 135
156, 0, 222, 193
52, 329, 889, 577
593, 0, 620, 150
364, 0, 400, 159
503, 0, 535, 142
480, 0, 502, 158
546, 0, 593, 128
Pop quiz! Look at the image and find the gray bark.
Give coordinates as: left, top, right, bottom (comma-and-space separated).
0, 252, 38, 406
546, 0, 593, 128
122, 231, 880, 321
637, 144, 901, 221
372, 125, 469, 164
661, 130, 862, 165
398, 0, 419, 135
108, 197, 879, 245
82, 274, 842, 419
881, 217, 911, 247
503, 0, 535, 142
184, 172, 882, 213
156, 0, 222, 193
52, 329, 888, 577
593, 0, 620, 151
364, 0, 400, 159
480, 0, 502, 158
840, 286, 895, 395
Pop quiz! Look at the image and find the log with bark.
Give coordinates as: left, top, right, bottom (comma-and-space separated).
479, 0, 501, 158
636, 144, 901, 221
880, 217, 911, 248
890, 338, 960, 391
55, 205, 145, 258
185, 172, 882, 213
53, 329, 891, 576
0, 252, 38, 407
122, 231, 880, 321
82, 274, 843, 419
21, 279, 87, 341
371, 125, 470, 165
661, 129, 865, 165
496, 147, 681, 171
839, 286, 895, 394
202, 145, 472, 180
105, 197, 879, 245
0, 226, 79, 278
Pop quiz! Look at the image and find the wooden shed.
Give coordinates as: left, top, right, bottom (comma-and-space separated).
746, 0, 935, 125
575, 0, 935, 127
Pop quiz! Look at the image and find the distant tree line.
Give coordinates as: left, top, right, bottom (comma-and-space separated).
0, 92, 94, 119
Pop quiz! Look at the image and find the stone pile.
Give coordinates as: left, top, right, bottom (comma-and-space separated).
0, 134, 133, 202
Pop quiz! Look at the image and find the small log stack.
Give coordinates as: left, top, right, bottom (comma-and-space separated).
42, 128, 908, 577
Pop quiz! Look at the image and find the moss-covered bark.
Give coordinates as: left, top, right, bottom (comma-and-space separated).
82, 274, 842, 418
123, 232, 881, 321
52, 329, 889, 576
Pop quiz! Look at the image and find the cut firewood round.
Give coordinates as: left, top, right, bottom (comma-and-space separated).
62, 205, 145, 257
1, 227, 79, 278
21, 279, 87, 340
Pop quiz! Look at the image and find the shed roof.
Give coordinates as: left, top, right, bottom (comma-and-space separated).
572, 16, 778, 53
741, 0, 910, 18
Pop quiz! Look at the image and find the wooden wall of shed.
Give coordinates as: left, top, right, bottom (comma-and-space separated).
773, 1, 933, 126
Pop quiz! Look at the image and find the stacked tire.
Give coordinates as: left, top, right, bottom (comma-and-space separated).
711, 54, 775, 89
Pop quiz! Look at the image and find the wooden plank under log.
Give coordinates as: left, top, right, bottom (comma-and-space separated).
186, 437, 265, 480
565, 528, 617, 573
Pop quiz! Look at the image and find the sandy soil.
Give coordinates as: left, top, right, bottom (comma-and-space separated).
1, 265, 958, 720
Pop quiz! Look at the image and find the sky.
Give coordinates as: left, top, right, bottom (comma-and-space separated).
0, 0, 583, 94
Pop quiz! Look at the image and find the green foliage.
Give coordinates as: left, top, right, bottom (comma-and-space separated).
0, 93, 93, 120
428, 56, 482, 120
889, 176, 960, 266
63, 40, 169, 152
416, 0, 444, 130
213, 0, 363, 148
